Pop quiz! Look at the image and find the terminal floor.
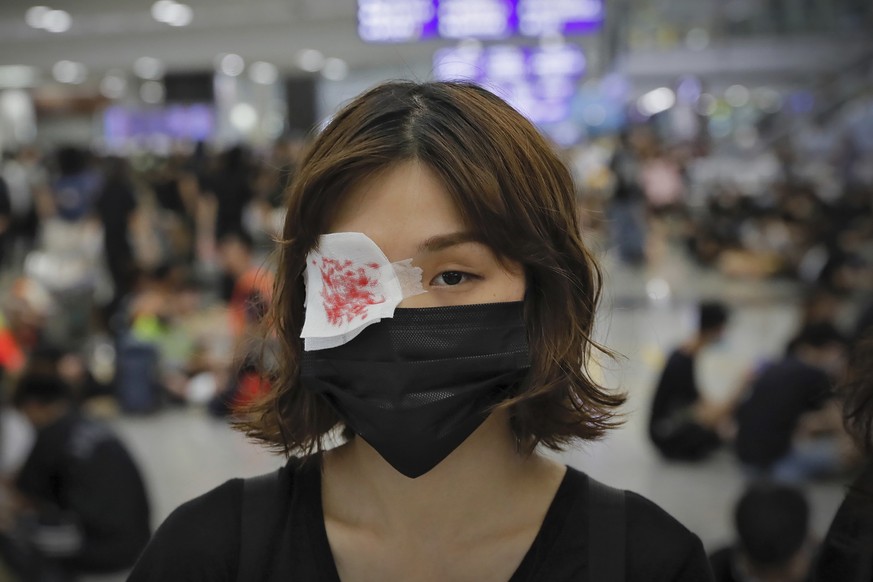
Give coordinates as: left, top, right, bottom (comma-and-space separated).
112, 251, 847, 552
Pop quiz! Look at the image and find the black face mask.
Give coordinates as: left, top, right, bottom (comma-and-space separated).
300, 301, 530, 478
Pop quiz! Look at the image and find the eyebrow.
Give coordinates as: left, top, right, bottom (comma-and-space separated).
416, 232, 484, 254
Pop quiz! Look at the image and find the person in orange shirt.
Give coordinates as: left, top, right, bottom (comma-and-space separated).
0, 278, 54, 382
210, 231, 274, 414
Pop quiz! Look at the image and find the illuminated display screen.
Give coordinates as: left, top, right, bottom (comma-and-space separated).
434, 43, 586, 125
516, 0, 603, 35
358, 0, 602, 42
104, 104, 214, 144
438, 0, 514, 39
358, 0, 438, 43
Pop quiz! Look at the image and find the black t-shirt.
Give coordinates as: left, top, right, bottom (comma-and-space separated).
650, 350, 699, 429
15, 411, 151, 573
734, 357, 831, 468
813, 462, 873, 582
708, 547, 743, 582
130, 459, 713, 581
95, 178, 137, 243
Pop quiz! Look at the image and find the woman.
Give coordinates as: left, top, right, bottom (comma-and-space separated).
129, 81, 713, 581
813, 331, 873, 581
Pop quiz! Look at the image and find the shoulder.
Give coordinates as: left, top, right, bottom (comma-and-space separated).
128, 478, 243, 582
623, 490, 714, 581
663, 349, 693, 372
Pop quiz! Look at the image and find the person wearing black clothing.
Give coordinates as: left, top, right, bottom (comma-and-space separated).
813, 333, 873, 581
608, 129, 647, 265
202, 145, 254, 242
855, 299, 873, 344
649, 302, 731, 461
709, 482, 813, 582
0, 174, 13, 267
735, 324, 848, 482
1, 374, 150, 580
131, 457, 711, 581
95, 157, 138, 324
130, 81, 714, 581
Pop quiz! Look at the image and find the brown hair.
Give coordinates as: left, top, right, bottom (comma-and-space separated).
238, 80, 625, 457
843, 332, 873, 455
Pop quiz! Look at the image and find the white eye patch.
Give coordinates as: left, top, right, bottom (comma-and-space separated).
301, 232, 427, 351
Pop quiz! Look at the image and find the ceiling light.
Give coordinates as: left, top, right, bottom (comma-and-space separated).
637, 87, 675, 116
321, 57, 348, 81
219, 53, 245, 77
166, 3, 192, 27
52, 60, 87, 84
25, 6, 50, 28
725, 84, 750, 108
249, 61, 278, 85
296, 49, 325, 72
230, 103, 258, 132
42, 9, 71, 33
140, 80, 165, 104
100, 74, 127, 99
151, 0, 176, 22
134, 56, 164, 80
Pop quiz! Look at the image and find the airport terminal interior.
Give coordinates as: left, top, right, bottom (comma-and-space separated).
0, 0, 871, 580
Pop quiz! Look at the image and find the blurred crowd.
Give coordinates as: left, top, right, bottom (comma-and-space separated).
0, 99, 869, 579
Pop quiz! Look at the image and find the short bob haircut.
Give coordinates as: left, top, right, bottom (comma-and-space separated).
240, 80, 625, 457
843, 331, 873, 455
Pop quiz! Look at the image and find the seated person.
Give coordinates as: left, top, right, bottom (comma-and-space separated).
709, 481, 814, 582
0, 373, 151, 581
735, 323, 854, 482
209, 231, 274, 416
648, 301, 734, 460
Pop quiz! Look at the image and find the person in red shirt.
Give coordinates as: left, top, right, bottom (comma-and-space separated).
0, 278, 54, 382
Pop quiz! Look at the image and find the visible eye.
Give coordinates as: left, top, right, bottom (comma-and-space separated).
430, 271, 477, 287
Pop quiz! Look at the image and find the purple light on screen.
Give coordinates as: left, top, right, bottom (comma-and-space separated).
359, 0, 601, 42
788, 91, 815, 114
434, 47, 486, 81
164, 104, 213, 140
103, 105, 215, 143
676, 75, 702, 104
435, 43, 585, 125
358, 0, 439, 42
104, 106, 130, 143
516, 0, 603, 36
438, 0, 514, 39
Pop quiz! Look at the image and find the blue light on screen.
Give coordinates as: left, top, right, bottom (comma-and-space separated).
358, 0, 603, 42
103, 104, 214, 146
438, 0, 514, 39
358, 0, 439, 43
517, 0, 603, 35
434, 43, 586, 125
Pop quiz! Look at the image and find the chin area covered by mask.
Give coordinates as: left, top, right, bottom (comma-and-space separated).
300, 301, 530, 478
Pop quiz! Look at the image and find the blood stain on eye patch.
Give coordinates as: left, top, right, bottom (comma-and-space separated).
316, 257, 386, 326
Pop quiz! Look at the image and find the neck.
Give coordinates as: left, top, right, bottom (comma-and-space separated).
322, 410, 564, 540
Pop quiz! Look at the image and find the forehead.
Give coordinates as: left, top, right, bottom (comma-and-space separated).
328, 161, 471, 259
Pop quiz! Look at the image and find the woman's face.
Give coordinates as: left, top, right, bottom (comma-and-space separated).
327, 160, 525, 308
